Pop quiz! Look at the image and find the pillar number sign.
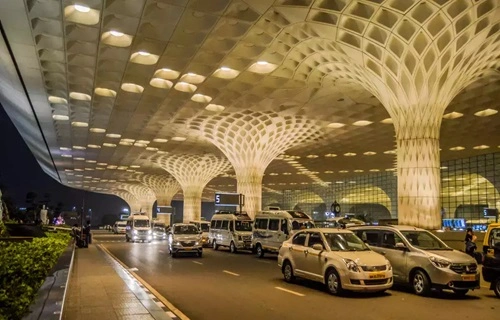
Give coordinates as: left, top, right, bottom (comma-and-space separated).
215, 193, 243, 206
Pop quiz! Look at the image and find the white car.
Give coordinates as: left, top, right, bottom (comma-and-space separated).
278, 228, 393, 295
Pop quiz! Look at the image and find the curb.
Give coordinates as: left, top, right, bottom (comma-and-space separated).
98, 244, 189, 320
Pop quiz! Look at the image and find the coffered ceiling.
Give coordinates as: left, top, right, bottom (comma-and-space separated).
0, 0, 499, 202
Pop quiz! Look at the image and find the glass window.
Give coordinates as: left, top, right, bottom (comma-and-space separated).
211, 220, 216, 228
255, 219, 268, 230
307, 232, 324, 249
292, 232, 307, 246
134, 219, 150, 228
356, 230, 379, 246
235, 221, 252, 231
400, 231, 449, 250
200, 223, 210, 232
489, 228, 500, 247
381, 231, 403, 249
229, 221, 234, 231
221, 221, 229, 229
323, 232, 370, 251
174, 225, 198, 234
280, 219, 288, 234
215, 220, 222, 229
291, 220, 315, 230
268, 219, 279, 231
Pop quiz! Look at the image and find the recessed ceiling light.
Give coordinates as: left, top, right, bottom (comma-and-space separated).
473, 145, 490, 150
174, 82, 197, 93
384, 150, 396, 155
324, 171, 334, 173
61, 154, 72, 158
213, 67, 240, 79
71, 121, 88, 127
306, 154, 318, 158
137, 51, 150, 56
74, 4, 90, 13
153, 138, 168, 143
69, 92, 91, 101
386, 168, 397, 171
106, 133, 121, 138
380, 118, 393, 124
134, 143, 147, 147
107, 165, 117, 169
205, 104, 225, 112
74, 157, 85, 161
269, 173, 278, 176
48, 96, 67, 104
150, 78, 173, 89
103, 143, 116, 147
73, 146, 86, 150
89, 128, 106, 133
449, 146, 465, 151
363, 151, 376, 156
74, 168, 83, 171
94, 88, 117, 97
344, 152, 356, 156
121, 138, 135, 143
369, 169, 380, 172
117, 166, 128, 170
97, 163, 107, 166
60, 147, 71, 151
119, 141, 133, 146
146, 147, 159, 151
154, 68, 180, 80
157, 150, 168, 154
352, 120, 373, 126
171, 137, 186, 141
354, 169, 364, 173
325, 153, 337, 157
180, 73, 206, 84
52, 115, 69, 121
84, 168, 93, 171
339, 170, 349, 173
327, 122, 345, 129
136, 140, 150, 144
130, 51, 159, 65
109, 30, 123, 37
282, 172, 292, 175
130, 165, 140, 168
191, 94, 212, 103
443, 112, 463, 119
336, 181, 344, 184
248, 61, 278, 74
86, 160, 96, 163
121, 83, 144, 93
87, 144, 101, 149
474, 108, 498, 117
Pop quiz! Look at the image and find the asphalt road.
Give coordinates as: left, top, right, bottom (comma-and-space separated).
93, 233, 500, 320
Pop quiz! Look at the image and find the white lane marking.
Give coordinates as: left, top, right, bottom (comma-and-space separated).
192, 261, 203, 265
275, 286, 305, 297
223, 270, 240, 276
128, 267, 139, 272
167, 311, 176, 318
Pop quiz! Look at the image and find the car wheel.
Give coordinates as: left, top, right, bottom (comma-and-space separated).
283, 261, 295, 283
494, 276, 500, 298
412, 270, 431, 296
212, 240, 218, 250
256, 244, 264, 258
452, 289, 469, 296
325, 268, 343, 295
230, 241, 237, 254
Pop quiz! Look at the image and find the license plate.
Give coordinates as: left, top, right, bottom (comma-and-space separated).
461, 275, 476, 281
368, 272, 386, 279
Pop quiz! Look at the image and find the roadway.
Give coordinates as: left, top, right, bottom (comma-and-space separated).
93, 233, 500, 320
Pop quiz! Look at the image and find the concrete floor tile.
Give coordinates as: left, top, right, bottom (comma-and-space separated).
116, 315, 155, 320
113, 306, 150, 316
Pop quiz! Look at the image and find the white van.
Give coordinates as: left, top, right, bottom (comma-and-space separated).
209, 212, 253, 253
125, 214, 152, 243
252, 210, 315, 258
189, 220, 210, 247
113, 221, 127, 234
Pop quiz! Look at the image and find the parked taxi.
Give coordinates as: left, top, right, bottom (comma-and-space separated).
278, 228, 393, 295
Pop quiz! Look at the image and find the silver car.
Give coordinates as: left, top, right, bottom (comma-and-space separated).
278, 228, 393, 295
168, 224, 203, 258
351, 225, 480, 296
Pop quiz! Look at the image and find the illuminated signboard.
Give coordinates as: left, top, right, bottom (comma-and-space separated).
157, 206, 174, 214
215, 193, 242, 206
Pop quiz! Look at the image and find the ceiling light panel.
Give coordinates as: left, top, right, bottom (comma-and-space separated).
474, 108, 498, 117
352, 120, 373, 126
171, 137, 186, 141
130, 51, 159, 65
327, 122, 345, 129
180, 73, 206, 84
213, 67, 240, 79
69, 92, 91, 101
121, 83, 144, 93
205, 104, 225, 112
150, 78, 173, 89
64, 5, 100, 25
101, 31, 133, 47
48, 96, 67, 104
191, 94, 212, 103
449, 146, 465, 151
380, 118, 393, 124
71, 121, 88, 127
248, 61, 278, 74
443, 112, 463, 119
53, 115, 69, 121
94, 88, 117, 97
154, 68, 180, 80
89, 128, 106, 133
174, 82, 197, 93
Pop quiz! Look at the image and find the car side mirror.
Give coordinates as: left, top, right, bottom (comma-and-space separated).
312, 244, 324, 251
395, 242, 407, 250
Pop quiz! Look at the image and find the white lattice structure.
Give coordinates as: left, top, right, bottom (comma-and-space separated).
260, 1, 500, 229
139, 174, 181, 225
188, 111, 321, 218
113, 190, 141, 214
118, 183, 156, 219
155, 154, 232, 222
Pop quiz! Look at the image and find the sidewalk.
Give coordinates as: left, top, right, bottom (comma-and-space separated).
62, 244, 175, 320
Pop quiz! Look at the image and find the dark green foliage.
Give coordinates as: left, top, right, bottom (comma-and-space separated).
0, 232, 70, 319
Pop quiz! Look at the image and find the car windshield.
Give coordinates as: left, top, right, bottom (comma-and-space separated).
174, 225, 199, 234
154, 226, 165, 232
117, 222, 126, 226
235, 221, 252, 231
324, 232, 370, 251
200, 224, 210, 232
291, 220, 315, 230
401, 231, 450, 250
134, 220, 150, 228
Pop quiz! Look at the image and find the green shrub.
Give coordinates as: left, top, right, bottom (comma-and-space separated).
0, 235, 69, 319
0, 221, 7, 238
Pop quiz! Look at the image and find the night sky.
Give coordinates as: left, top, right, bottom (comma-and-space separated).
0, 104, 128, 224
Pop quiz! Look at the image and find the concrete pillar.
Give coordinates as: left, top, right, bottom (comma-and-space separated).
140, 174, 181, 225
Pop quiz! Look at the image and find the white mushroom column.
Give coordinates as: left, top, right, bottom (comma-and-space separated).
155, 154, 231, 222
140, 174, 181, 225
114, 190, 141, 213
120, 184, 157, 219
188, 111, 320, 218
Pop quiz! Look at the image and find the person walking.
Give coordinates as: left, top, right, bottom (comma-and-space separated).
464, 228, 477, 257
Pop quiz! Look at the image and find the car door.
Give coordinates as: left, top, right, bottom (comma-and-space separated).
380, 231, 407, 282
303, 232, 327, 280
288, 232, 309, 276
268, 219, 281, 250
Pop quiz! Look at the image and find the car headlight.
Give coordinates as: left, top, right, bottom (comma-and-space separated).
133, 230, 138, 235
174, 241, 181, 245
148, 230, 152, 235
429, 256, 451, 268
195, 241, 199, 246
343, 259, 360, 272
